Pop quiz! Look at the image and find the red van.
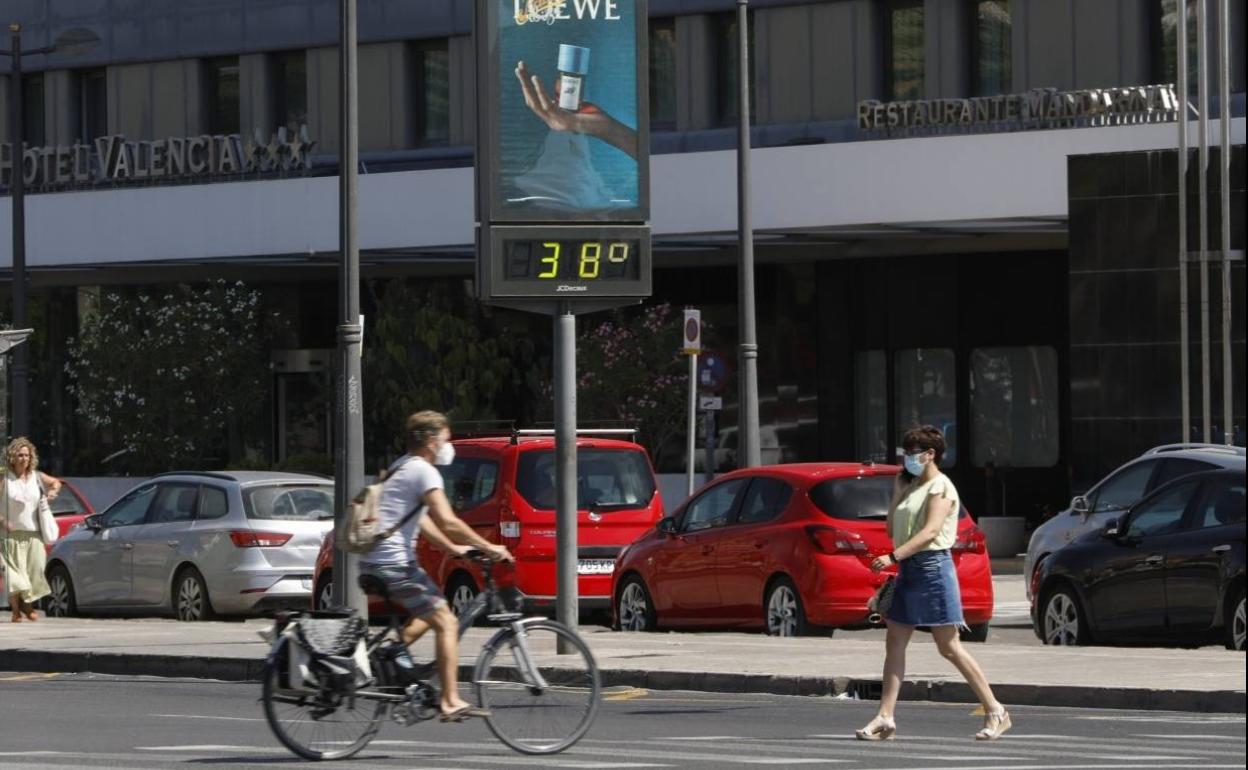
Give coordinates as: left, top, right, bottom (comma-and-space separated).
313, 431, 665, 618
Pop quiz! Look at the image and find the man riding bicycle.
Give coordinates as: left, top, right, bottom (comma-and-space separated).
360, 410, 513, 722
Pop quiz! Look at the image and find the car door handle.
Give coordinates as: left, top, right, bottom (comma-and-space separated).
753, 540, 766, 549
701, 545, 714, 555
120, 542, 134, 551
1144, 554, 1164, 564
1211, 544, 1231, 553
167, 541, 180, 548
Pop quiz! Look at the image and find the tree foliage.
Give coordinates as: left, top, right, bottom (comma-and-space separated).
64, 281, 271, 473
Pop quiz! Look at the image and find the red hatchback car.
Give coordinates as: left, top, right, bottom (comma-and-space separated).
314, 432, 665, 618
611, 463, 993, 640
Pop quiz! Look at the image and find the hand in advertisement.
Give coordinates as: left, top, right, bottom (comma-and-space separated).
515, 61, 638, 160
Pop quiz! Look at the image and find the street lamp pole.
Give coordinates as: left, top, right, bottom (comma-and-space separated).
735, 0, 761, 469
5, 23, 30, 438
332, 0, 366, 614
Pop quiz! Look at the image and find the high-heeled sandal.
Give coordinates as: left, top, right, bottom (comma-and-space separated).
976, 707, 1011, 741
10, 608, 22, 623
855, 715, 897, 741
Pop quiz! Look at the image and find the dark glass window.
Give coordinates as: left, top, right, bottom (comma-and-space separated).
77, 68, 108, 143
272, 50, 307, 137
649, 17, 677, 129
1153, 458, 1218, 487
681, 478, 747, 532
887, 0, 925, 101
1153, 0, 1195, 85
1194, 480, 1246, 528
972, 0, 1011, 96
21, 73, 46, 147
198, 486, 229, 520
244, 484, 335, 521
810, 475, 893, 521
149, 484, 199, 524
414, 40, 450, 145
1089, 459, 1158, 513
715, 11, 755, 127
439, 456, 499, 512
970, 346, 1059, 468
855, 351, 889, 463
516, 449, 656, 511
205, 56, 240, 135
1124, 479, 1198, 538
736, 478, 794, 524
100, 485, 156, 528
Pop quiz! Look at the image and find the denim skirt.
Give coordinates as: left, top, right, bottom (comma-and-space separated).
886, 549, 964, 627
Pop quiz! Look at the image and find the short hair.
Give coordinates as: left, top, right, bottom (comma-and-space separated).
5, 437, 39, 474
405, 410, 449, 452
901, 425, 946, 465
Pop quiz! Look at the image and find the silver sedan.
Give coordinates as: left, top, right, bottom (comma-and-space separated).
45, 471, 334, 620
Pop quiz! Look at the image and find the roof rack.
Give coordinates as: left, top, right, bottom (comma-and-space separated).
1146, 443, 1246, 456
512, 428, 638, 445
453, 420, 518, 440
150, 470, 239, 481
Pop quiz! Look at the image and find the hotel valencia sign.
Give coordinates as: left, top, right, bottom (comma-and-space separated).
858, 84, 1178, 136
0, 128, 315, 193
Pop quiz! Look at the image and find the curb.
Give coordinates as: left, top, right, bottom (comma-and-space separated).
3, 649, 1243, 714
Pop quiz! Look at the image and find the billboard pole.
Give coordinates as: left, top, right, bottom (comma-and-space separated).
554, 304, 578, 652
736, 0, 762, 468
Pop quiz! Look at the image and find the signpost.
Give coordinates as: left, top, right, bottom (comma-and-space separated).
476, 0, 650, 648
682, 309, 701, 496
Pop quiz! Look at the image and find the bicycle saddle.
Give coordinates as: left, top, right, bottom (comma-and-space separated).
357, 574, 389, 599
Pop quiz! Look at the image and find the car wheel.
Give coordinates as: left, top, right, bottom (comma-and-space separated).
446, 573, 479, 622
1040, 586, 1090, 646
615, 575, 657, 632
315, 576, 334, 611
1226, 588, 1246, 651
173, 567, 216, 621
765, 577, 813, 637
960, 622, 990, 643
44, 565, 78, 618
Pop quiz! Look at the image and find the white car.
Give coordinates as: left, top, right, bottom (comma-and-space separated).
1023, 443, 1246, 600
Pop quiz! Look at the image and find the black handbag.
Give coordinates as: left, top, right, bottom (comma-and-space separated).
867, 577, 896, 616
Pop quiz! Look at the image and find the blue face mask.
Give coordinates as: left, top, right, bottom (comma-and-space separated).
903, 452, 927, 476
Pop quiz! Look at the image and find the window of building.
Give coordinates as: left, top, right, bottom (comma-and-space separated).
1153, 0, 1193, 85
21, 72, 46, 147
650, 17, 677, 129
895, 348, 957, 466
886, 0, 925, 101
205, 56, 240, 136
969, 346, 1058, 468
271, 50, 307, 137
715, 11, 755, 127
971, 1, 1011, 96
414, 40, 449, 145
855, 350, 889, 463
76, 67, 108, 143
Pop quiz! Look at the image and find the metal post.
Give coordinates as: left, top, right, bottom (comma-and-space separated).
332, 0, 366, 614
1196, 0, 1212, 443
703, 410, 716, 486
736, 0, 761, 468
7, 24, 29, 438
554, 305, 578, 651
1178, 1, 1192, 442
1216, 0, 1233, 445
686, 352, 697, 496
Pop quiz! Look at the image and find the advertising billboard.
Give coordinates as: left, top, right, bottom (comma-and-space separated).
477, 0, 649, 224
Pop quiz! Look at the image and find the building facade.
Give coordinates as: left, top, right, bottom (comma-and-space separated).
2, 0, 1245, 526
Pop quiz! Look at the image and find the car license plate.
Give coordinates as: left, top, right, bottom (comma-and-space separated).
577, 559, 615, 575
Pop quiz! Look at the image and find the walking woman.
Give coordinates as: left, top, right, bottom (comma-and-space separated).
2, 437, 62, 622
855, 425, 1011, 742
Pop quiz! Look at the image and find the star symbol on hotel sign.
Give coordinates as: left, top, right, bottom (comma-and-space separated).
266, 131, 287, 170
288, 126, 315, 170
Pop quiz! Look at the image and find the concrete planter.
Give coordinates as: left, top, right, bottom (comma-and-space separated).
978, 516, 1027, 558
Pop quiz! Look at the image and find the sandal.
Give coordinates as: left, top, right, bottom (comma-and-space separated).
439, 705, 491, 722
976, 707, 1012, 741
10, 609, 21, 623
855, 715, 897, 741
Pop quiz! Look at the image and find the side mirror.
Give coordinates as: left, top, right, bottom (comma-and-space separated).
84, 515, 103, 532
657, 517, 678, 536
1071, 496, 1090, 515
1101, 518, 1120, 538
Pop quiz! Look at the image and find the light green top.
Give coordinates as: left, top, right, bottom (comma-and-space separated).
891, 474, 960, 552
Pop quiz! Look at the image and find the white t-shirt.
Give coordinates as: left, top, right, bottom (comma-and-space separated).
3, 472, 41, 532
361, 455, 444, 567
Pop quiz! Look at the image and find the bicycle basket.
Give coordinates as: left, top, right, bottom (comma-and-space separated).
295, 612, 366, 657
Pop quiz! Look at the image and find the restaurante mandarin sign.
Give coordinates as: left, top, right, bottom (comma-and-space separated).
0, 127, 315, 192
858, 84, 1178, 134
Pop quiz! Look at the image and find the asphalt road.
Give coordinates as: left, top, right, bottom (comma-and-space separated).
0, 672, 1242, 770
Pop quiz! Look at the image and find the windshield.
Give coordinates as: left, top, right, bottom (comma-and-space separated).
516, 449, 656, 511
244, 485, 335, 521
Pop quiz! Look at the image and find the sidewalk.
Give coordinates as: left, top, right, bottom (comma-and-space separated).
2, 610, 1242, 714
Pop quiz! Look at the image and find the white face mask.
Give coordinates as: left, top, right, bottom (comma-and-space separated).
434, 441, 456, 466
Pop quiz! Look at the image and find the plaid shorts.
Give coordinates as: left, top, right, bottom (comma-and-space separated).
363, 562, 447, 619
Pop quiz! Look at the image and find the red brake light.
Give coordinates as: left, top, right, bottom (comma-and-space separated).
229, 530, 293, 548
805, 525, 869, 555
952, 525, 986, 554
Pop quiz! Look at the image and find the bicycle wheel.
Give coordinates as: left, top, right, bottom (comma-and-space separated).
474, 619, 601, 755
261, 651, 385, 761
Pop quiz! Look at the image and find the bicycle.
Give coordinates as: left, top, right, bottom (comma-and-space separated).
260, 550, 601, 761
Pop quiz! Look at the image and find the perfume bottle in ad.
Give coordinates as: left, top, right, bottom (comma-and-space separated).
557, 44, 590, 111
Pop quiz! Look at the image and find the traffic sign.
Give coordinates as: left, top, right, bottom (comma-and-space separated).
698, 351, 730, 393
682, 308, 701, 355
698, 395, 722, 411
